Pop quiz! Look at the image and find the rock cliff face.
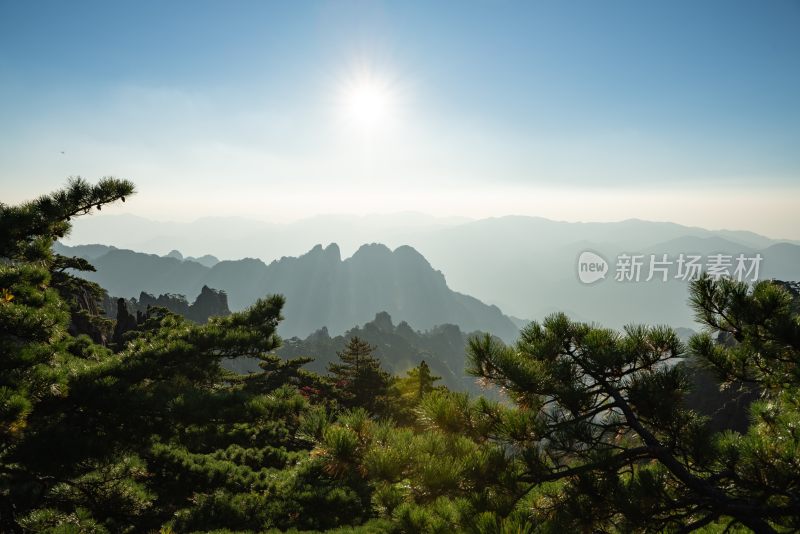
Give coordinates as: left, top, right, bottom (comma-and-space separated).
185, 285, 230, 323
112, 297, 138, 347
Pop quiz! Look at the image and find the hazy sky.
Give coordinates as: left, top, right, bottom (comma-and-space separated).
1, 1, 799, 237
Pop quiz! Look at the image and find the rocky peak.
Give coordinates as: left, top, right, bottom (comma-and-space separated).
188, 286, 230, 323
371, 311, 395, 333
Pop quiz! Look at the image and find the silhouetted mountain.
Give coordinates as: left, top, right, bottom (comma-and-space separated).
61, 214, 800, 330
410, 217, 800, 330
759, 243, 800, 281
58, 242, 520, 342
55, 242, 120, 260
184, 254, 219, 268
163, 248, 219, 267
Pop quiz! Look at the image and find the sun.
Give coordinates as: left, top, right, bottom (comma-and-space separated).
346, 80, 389, 125
339, 70, 397, 130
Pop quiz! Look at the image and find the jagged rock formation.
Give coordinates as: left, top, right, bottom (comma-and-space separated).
60, 242, 520, 342
185, 285, 230, 323
105, 285, 230, 326
112, 297, 138, 347
58, 217, 800, 331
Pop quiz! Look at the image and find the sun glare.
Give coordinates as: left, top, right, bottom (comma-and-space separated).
339, 70, 397, 130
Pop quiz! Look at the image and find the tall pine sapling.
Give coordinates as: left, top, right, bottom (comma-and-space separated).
328, 336, 391, 414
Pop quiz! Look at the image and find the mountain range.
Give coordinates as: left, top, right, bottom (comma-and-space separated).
62, 213, 800, 330
55, 241, 520, 342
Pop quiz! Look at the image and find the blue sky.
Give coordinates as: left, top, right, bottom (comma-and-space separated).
1, 1, 799, 236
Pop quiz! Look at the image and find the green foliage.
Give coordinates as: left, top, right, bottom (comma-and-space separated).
464, 275, 800, 532
5, 180, 799, 533
387, 361, 444, 425
313, 391, 525, 532
687, 276, 800, 532
328, 337, 392, 415
0, 176, 134, 262
275, 315, 476, 394
396, 360, 441, 402
0, 180, 369, 532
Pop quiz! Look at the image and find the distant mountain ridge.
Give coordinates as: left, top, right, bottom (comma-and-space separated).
61, 214, 800, 330
62, 213, 800, 264
55, 241, 520, 342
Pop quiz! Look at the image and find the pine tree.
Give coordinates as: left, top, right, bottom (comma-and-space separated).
466, 274, 800, 533
0, 177, 134, 445
0, 177, 134, 531
686, 275, 800, 532
0, 179, 372, 532
405, 360, 440, 401
388, 360, 444, 425
328, 336, 391, 414
314, 388, 523, 530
